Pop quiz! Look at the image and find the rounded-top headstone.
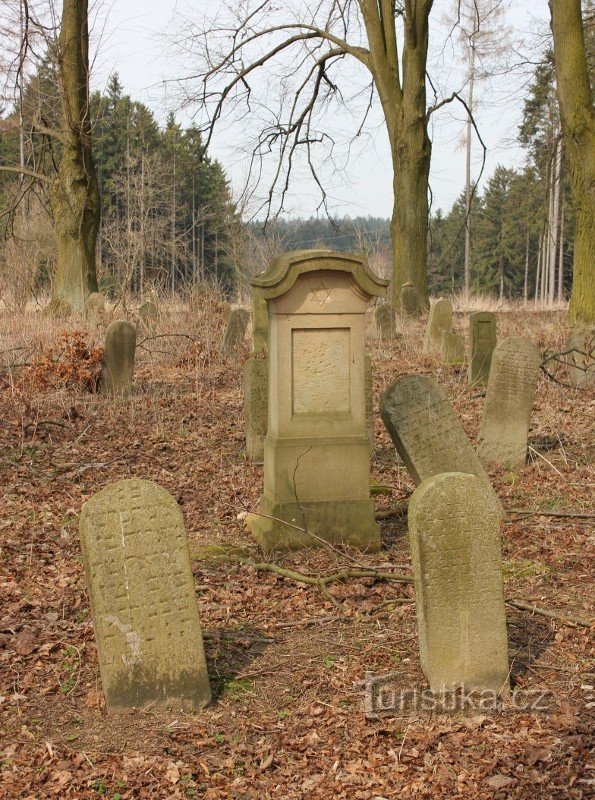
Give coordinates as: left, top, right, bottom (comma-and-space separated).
87, 292, 106, 322
101, 319, 137, 396
222, 308, 250, 355
423, 298, 453, 350
401, 282, 421, 317
374, 303, 396, 339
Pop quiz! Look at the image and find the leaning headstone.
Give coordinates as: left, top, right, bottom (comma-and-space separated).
100, 320, 136, 396
567, 328, 595, 388
252, 294, 269, 355
243, 358, 268, 463
222, 308, 250, 355
401, 282, 421, 317
441, 331, 465, 364
79, 478, 211, 710
468, 311, 497, 386
380, 374, 500, 508
374, 303, 396, 339
478, 336, 540, 470
246, 250, 388, 551
138, 300, 159, 331
423, 298, 453, 350
408, 472, 509, 694
87, 292, 106, 323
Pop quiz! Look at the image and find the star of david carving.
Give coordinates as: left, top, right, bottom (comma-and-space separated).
310, 281, 332, 306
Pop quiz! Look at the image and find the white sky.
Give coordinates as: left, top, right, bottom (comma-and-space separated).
89, 0, 551, 219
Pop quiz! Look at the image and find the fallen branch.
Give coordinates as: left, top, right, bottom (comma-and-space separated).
375, 503, 408, 521
506, 600, 593, 629
506, 508, 595, 520
23, 419, 68, 432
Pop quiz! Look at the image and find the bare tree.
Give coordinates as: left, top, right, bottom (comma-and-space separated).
175, 0, 451, 310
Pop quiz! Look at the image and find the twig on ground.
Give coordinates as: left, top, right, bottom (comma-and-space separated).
505, 508, 595, 520
506, 600, 593, 629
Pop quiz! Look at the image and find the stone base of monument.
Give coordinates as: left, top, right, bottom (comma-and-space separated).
243, 358, 268, 463
247, 496, 380, 552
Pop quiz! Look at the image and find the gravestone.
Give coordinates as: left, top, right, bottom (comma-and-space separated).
468, 312, 497, 386
252, 293, 269, 355
138, 300, 159, 331
101, 320, 136, 396
401, 282, 421, 318
441, 331, 465, 364
222, 308, 250, 355
380, 374, 500, 509
423, 298, 453, 350
478, 336, 540, 470
567, 328, 595, 388
220, 301, 232, 323
374, 303, 396, 339
87, 292, 105, 323
243, 358, 268, 463
408, 472, 509, 694
246, 250, 388, 551
365, 354, 374, 454
79, 478, 211, 710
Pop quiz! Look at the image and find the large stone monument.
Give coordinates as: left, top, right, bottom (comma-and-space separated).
79, 479, 211, 710
468, 311, 497, 386
478, 336, 540, 470
374, 303, 396, 339
567, 328, 595, 388
222, 308, 250, 355
100, 320, 137, 396
246, 250, 388, 551
380, 374, 500, 509
423, 298, 453, 351
408, 472, 509, 694
401, 282, 421, 318
441, 331, 465, 364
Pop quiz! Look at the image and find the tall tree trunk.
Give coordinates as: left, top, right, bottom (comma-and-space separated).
523, 229, 529, 304
50, 0, 100, 314
548, 134, 562, 305
464, 45, 475, 297
557, 196, 564, 301
534, 232, 542, 304
550, 0, 595, 324
499, 254, 504, 300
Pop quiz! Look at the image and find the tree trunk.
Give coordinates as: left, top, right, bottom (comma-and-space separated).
464, 45, 475, 297
50, 0, 100, 314
548, 134, 562, 305
550, 0, 595, 324
557, 196, 564, 301
523, 229, 529, 304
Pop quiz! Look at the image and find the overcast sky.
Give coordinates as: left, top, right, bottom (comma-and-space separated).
89, 0, 551, 219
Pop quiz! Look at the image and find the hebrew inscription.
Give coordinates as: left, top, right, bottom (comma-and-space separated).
292, 328, 350, 415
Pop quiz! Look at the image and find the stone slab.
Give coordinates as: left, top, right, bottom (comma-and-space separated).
100, 320, 136, 396
423, 298, 453, 350
468, 312, 497, 386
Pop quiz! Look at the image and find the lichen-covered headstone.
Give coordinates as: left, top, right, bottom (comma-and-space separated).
243, 358, 268, 463
408, 472, 509, 694
79, 478, 211, 710
222, 308, 250, 355
423, 298, 453, 350
374, 303, 396, 339
246, 250, 387, 551
380, 374, 500, 509
478, 336, 540, 470
100, 320, 136, 396
87, 292, 106, 323
468, 312, 497, 386
138, 300, 159, 331
441, 331, 465, 364
252, 294, 269, 355
401, 282, 421, 317
567, 328, 595, 388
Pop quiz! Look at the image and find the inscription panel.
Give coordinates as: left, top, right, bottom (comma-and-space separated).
292, 327, 350, 415
79, 478, 210, 709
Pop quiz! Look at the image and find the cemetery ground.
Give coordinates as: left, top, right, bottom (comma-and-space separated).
0, 299, 593, 799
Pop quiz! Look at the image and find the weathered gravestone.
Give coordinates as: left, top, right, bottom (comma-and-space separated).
380, 374, 500, 509
87, 292, 106, 323
478, 336, 540, 470
408, 472, 509, 694
222, 308, 250, 355
567, 328, 595, 388
138, 300, 159, 331
246, 250, 388, 551
468, 311, 497, 386
79, 478, 211, 710
441, 331, 465, 364
374, 303, 396, 339
365, 354, 374, 454
243, 358, 268, 463
423, 298, 453, 351
252, 293, 269, 355
100, 320, 136, 396
401, 282, 421, 318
